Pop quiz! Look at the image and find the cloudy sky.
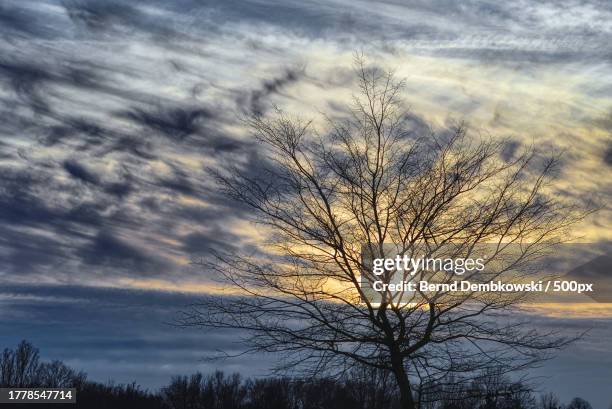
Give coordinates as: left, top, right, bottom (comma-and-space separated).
0, 0, 611, 407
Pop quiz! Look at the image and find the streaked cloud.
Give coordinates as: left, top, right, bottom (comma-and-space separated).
0, 0, 610, 301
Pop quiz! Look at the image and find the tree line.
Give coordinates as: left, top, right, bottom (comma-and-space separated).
0, 341, 603, 409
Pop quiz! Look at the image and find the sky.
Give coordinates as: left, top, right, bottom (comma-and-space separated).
0, 0, 611, 407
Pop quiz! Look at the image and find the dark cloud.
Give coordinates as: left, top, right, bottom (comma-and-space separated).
0, 53, 189, 134
115, 103, 245, 153
0, 167, 69, 228
63, 159, 134, 197
156, 171, 196, 196
574, 102, 612, 165
0, 123, 255, 278
119, 106, 212, 140
62, 0, 195, 42
182, 229, 240, 255
0, 4, 37, 36
0, 57, 155, 160
64, 1, 143, 33
80, 230, 165, 274
605, 142, 612, 167
0, 59, 54, 114
41, 118, 107, 148
103, 135, 158, 160
0, 3, 65, 39
592, 109, 612, 136
402, 112, 432, 139
0, 56, 132, 118
104, 180, 133, 198
0, 161, 155, 277
63, 160, 101, 185
240, 68, 304, 115
0, 226, 71, 277
500, 139, 521, 162
0, 166, 112, 275
62, 202, 109, 230
566, 254, 612, 303
433, 48, 589, 66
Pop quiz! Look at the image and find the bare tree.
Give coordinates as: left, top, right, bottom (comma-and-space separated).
0, 347, 15, 387
38, 360, 87, 388
566, 397, 593, 409
180, 56, 584, 409
0, 340, 40, 387
539, 392, 561, 409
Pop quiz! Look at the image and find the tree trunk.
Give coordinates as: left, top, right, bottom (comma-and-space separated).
390, 346, 416, 409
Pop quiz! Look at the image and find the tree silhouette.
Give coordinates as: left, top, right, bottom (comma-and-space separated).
1, 340, 42, 387
539, 392, 561, 409
566, 397, 593, 409
183, 56, 583, 408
